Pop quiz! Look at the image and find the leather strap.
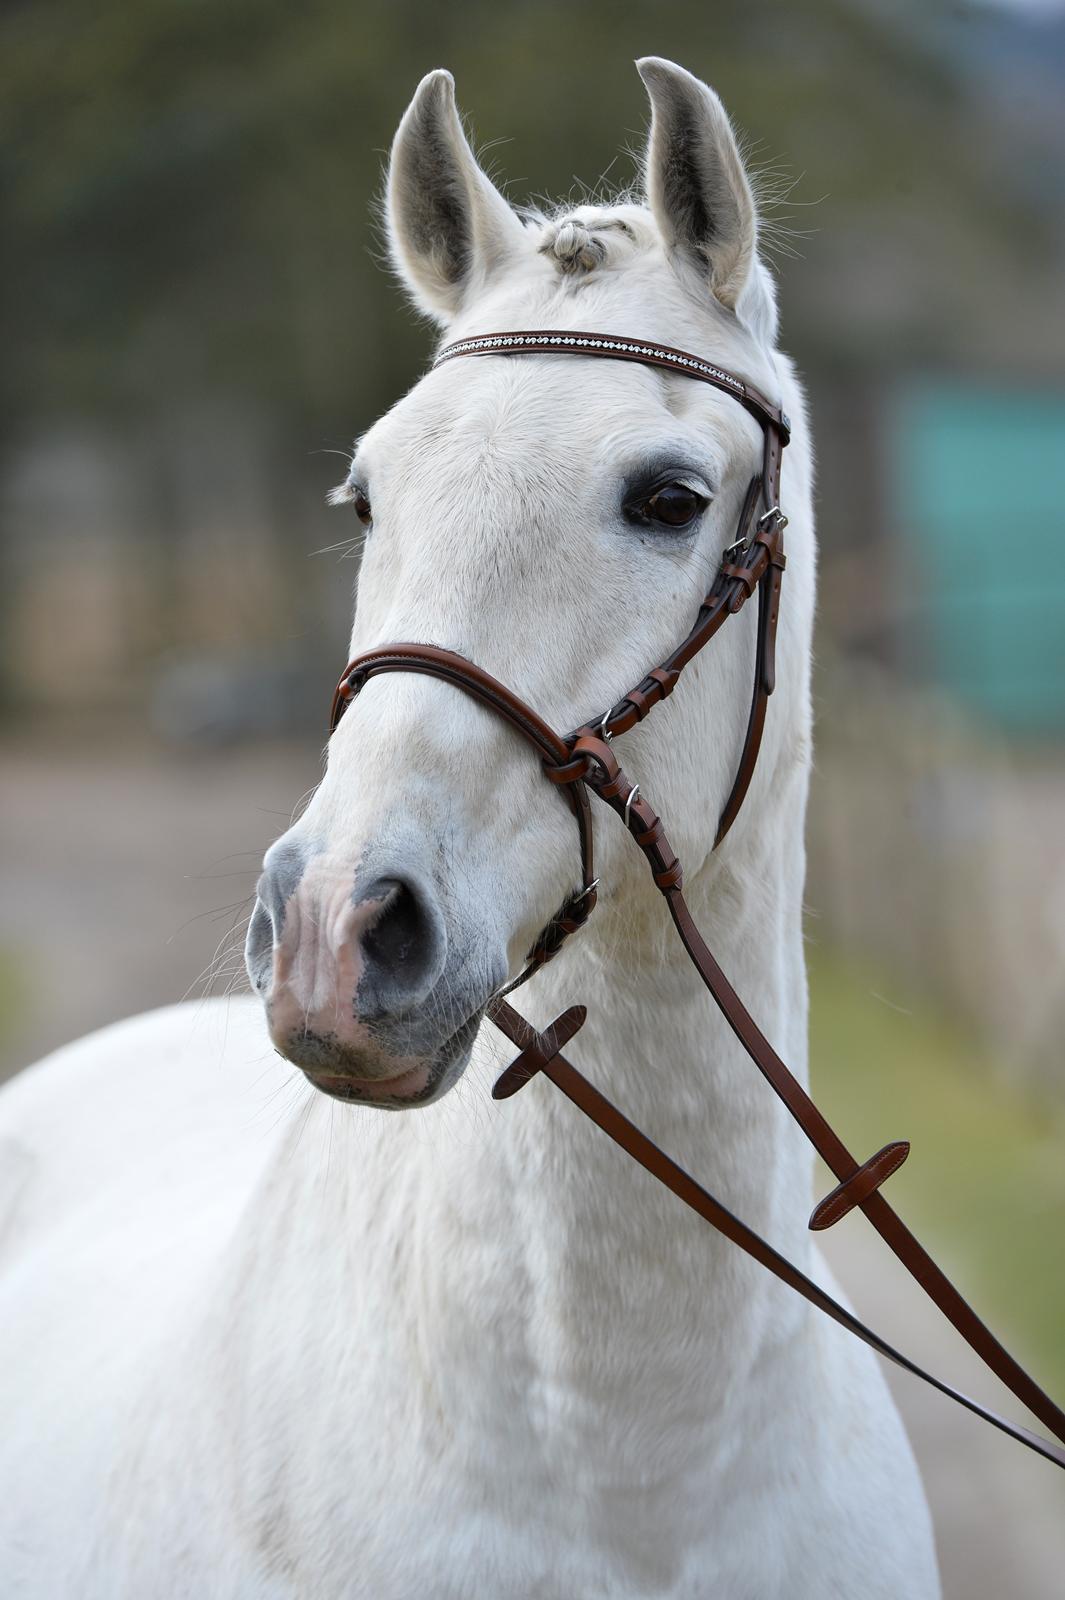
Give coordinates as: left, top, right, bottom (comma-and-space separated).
326, 328, 1065, 1473
485, 997, 1065, 1473
329, 637, 1065, 1471
433, 331, 791, 442
809, 1142, 910, 1232
331, 644, 599, 989
557, 733, 1065, 1463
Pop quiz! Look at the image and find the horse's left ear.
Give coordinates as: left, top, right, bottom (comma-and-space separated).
386, 70, 526, 325
638, 58, 776, 342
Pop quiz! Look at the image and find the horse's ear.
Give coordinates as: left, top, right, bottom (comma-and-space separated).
386, 70, 526, 325
637, 58, 774, 340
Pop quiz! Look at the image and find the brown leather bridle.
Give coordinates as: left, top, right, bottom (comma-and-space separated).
329, 329, 1065, 1473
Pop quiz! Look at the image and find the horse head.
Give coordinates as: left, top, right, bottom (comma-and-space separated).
245, 59, 812, 1107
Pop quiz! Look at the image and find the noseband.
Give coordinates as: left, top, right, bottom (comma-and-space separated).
329, 329, 1065, 1473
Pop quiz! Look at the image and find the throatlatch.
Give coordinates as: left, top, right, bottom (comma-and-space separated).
329, 329, 1065, 1473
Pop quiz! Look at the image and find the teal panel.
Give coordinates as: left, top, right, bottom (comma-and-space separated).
891, 384, 1065, 734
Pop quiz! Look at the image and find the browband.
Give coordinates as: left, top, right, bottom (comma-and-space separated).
433, 330, 792, 440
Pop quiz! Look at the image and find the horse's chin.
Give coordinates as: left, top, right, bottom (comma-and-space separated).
298, 1010, 483, 1110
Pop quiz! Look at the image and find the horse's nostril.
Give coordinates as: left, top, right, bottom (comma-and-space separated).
356, 874, 446, 1015
363, 879, 420, 970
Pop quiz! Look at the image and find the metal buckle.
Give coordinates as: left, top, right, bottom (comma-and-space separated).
623, 784, 640, 829
573, 877, 600, 904
597, 707, 614, 742
722, 504, 787, 573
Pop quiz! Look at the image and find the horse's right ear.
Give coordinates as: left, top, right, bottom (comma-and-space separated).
386, 71, 526, 325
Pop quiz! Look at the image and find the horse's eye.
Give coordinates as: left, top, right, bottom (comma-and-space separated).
352, 488, 373, 527
638, 482, 707, 529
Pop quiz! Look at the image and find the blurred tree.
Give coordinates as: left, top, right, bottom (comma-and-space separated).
3, 0, 1063, 436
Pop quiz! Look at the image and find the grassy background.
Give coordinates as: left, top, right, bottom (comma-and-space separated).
808, 946, 1065, 1400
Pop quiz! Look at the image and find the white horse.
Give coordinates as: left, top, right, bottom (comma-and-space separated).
0, 60, 940, 1598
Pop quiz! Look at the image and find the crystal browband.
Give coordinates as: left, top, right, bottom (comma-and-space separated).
433, 332, 745, 391
431, 330, 791, 441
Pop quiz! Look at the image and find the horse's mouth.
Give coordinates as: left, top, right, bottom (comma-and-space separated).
299, 1009, 485, 1110
302, 1062, 436, 1105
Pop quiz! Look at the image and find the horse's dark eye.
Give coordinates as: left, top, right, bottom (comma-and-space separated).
352, 488, 373, 527
640, 482, 707, 529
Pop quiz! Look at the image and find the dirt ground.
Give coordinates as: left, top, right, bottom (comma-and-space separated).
2, 740, 1063, 1597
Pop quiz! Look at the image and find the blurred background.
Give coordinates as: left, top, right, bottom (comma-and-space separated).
2, 0, 1064, 1591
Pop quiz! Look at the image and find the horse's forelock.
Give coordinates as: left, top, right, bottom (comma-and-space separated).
532, 203, 659, 280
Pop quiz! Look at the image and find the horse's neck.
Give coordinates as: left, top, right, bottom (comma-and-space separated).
469, 780, 814, 1398
220, 767, 810, 1436
184, 777, 812, 1540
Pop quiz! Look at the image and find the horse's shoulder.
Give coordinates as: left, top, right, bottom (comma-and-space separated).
0, 996, 270, 1131
0, 998, 281, 1255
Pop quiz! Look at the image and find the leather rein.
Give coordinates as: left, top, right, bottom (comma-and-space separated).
329, 329, 1065, 1473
